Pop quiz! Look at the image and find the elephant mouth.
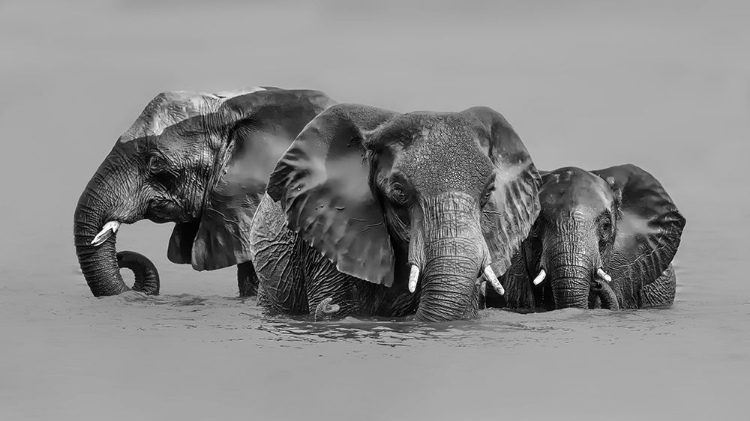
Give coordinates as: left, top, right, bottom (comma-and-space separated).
145, 200, 189, 224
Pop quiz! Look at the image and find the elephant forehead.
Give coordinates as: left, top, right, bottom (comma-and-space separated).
541, 169, 612, 216
118, 87, 266, 143
118, 92, 214, 142
390, 117, 492, 193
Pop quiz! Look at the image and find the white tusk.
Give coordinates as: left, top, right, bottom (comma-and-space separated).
533, 269, 547, 286
597, 268, 612, 283
91, 221, 121, 246
408, 265, 420, 293
484, 266, 504, 295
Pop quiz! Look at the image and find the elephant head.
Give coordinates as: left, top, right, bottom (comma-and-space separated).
73, 87, 336, 297
498, 165, 686, 310
267, 104, 541, 322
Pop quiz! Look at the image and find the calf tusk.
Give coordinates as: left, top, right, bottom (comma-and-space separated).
408, 265, 420, 293
484, 266, 505, 295
597, 268, 612, 283
91, 221, 121, 246
533, 268, 547, 286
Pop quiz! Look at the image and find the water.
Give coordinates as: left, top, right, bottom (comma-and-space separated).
1, 1, 748, 420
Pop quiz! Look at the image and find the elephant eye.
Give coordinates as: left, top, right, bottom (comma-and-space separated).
389, 184, 408, 205
598, 213, 614, 247
147, 154, 179, 186
481, 188, 494, 206
147, 154, 167, 173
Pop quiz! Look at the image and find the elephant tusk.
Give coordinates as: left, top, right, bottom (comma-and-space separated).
313, 297, 340, 321
484, 266, 505, 295
91, 221, 121, 246
408, 265, 420, 293
533, 269, 547, 286
597, 268, 612, 283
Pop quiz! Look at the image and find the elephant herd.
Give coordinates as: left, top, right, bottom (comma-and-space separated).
73, 87, 686, 322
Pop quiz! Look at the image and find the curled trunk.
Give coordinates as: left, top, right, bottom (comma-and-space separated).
117, 251, 160, 295
74, 200, 130, 296
74, 204, 161, 296
73, 156, 158, 296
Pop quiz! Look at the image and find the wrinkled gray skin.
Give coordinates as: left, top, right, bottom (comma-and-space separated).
116, 250, 160, 295
251, 103, 541, 322
486, 165, 686, 311
73, 87, 335, 297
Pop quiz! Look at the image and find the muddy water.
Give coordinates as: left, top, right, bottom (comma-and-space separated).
1, 1, 748, 420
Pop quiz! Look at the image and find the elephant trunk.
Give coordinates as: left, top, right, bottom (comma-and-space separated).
117, 251, 160, 295
547, 245, 593, 309
74, 202, 129, 296
73, 154, 157, 296
413, 194, 484, 322
417, 251, 480, 322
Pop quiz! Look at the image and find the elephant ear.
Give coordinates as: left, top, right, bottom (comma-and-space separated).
591, 164, 686, 286
171, 89, 337, 271
266, 104, 399, 286
464, 107, 542, 277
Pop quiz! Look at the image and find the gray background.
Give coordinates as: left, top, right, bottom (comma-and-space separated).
1, 1, 748, 420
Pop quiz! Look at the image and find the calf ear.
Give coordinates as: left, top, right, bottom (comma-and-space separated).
267, 104, 398, 286
464, 107, 542, 278
592, 164, 686, 286
188, 89, 336, 271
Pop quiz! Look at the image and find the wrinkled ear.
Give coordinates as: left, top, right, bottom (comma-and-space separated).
464, 107, 542, 277
267, 104, 398, 286
189, 89, 337, 271
592, 164, 686, 286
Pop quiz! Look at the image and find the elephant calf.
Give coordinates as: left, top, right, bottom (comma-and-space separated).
74, 87, 336, 297
486, 165, 686, 311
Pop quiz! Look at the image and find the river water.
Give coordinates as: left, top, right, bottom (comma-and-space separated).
1, 1, 748, 420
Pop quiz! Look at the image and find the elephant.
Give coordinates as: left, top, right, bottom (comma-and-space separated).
249, 103, 542, 322
485, 164, 686, 311
73, 87, 336, 297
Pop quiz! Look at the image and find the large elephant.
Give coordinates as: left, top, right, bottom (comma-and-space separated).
486, 165, 686, 311
73, 87, 336, 297
250, 103, 542, 322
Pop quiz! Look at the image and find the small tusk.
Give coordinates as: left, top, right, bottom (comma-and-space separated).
313, 297, 340, 321
484, 266, 504, 295
533, 268, 547, 286
480, 281, 487, 296
91, 221, 121, 246
408, 265, 420, 293
597, 268, 612, 283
